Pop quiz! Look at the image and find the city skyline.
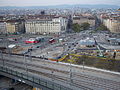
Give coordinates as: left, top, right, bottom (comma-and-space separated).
0, 0, 120, 6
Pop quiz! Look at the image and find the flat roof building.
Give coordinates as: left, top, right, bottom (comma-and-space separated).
25, 16, 68, 34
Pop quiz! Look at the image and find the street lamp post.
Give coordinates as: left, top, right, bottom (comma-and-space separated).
82, 53, 85, 73
0, 50, 4, 67
28, 47, 32, 61
43, 55, 46, 65
51, 70, 54, 82
8, 48, 11, 56
82, 60, 85, 73
24, 54, 28, 76
29, 49, 32, 61
69, 54, 73, 85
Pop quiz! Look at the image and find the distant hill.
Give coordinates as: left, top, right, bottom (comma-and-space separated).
0, 4, 119, 9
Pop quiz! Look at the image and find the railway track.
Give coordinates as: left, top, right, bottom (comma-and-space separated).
1, 62, 91, 90
0, 58, 120, 90
3, 53, 120, 77
2, 54, 120, 80
74, 73, 120, 88
3, 62, 119, 90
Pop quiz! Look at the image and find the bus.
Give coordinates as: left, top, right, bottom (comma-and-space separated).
25, 38, 39, 44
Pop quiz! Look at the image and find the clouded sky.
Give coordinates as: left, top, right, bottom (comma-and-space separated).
0, 0, 120, 6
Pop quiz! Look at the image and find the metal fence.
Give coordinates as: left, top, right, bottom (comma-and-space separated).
0, 66, 72, 90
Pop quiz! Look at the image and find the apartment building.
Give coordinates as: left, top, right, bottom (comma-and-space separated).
0, 21, 7, 34
101, 14, 120, 33
25, 16, 68, 34
6, 20, 25, 34
73, 15, 95, 27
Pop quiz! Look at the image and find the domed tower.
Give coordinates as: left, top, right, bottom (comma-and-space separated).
41, 11, 45, 15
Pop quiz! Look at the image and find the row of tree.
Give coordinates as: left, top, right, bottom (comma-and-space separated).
72, 22, 109, 32
96, 24, 108, 31
72, 22, 90, 32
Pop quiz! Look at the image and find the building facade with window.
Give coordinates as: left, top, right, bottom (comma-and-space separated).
103, 18, 120, 33
0, 21, 7, 34
6, 20, 25, 34
73, 15, 95, 27
25, 17, 68, 34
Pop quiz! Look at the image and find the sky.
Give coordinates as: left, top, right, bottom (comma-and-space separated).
0, 0, 120, 6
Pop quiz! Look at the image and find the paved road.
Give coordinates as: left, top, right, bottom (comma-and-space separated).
0, 76, 32, 90
93, 33, 120, 50
0, 54, 120, 90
